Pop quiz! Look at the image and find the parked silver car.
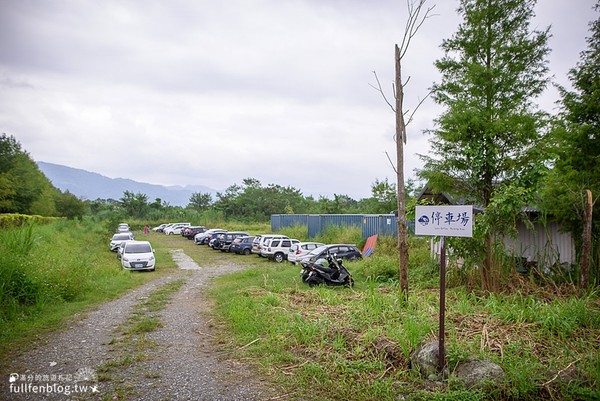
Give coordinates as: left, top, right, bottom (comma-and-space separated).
288, 242, 325, 264
110, 232, 134, 251
194, 228, 227, 245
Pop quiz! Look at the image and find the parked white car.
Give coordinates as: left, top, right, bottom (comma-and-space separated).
261, 238, 300, 263
253, 234, 289, 256
287, 242, 325, 264
120, 240, 155, 271
116, 239, 135, 259
164, 223, 191, 235
153, 223, 169, 232
116, 223, 130, 233
110, 232, 135, 251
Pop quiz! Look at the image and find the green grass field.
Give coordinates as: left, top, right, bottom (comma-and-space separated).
150, 231, 599, 401
1, 221, 598, 400
0, 220, 179, 361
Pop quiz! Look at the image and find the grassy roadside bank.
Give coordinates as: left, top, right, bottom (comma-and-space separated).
2, 222, 598, 400
0, 220, 179, 363
211, 269, 599, 400
145, 231, 600, 401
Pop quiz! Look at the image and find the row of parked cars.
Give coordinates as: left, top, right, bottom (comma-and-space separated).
153, 222, 193, 235
149, 223, 363, 265
109, 223, 156, 271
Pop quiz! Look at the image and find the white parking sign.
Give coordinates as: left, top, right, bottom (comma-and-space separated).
415, 205, 473, 238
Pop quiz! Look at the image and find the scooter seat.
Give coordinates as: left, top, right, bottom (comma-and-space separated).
315, 266, 338, 275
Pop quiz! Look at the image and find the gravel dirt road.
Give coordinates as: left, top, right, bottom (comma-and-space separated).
1, 249, 280, 400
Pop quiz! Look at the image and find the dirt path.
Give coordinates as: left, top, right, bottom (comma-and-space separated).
1, 250, 279, 400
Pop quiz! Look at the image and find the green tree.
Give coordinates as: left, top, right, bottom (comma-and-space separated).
119, 191, 149, 219
149, 198, 167, 210
55, 190, 86, 220
29, 184, 60, 216
542, 2, 600, 286
212, 179, 311, 221
315, 194, 357, 214
418, 0, 551, 291
213, 184, 243, 219
188, 192, 212, 212
370, 178, 398, 214
0, 134, 57, 215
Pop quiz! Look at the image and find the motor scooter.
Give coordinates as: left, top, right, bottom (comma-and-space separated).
300, 253, 354, 287
300, 253, 337, 283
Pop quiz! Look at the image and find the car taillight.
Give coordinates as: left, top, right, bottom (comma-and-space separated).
296, 250, 301, 254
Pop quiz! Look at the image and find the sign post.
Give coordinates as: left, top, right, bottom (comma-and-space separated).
439, 235, 446, 373
414, 205, 473, 373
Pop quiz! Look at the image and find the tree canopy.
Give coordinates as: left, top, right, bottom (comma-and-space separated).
542, 2, 600, 238
418, 0, 551, 290
0, 134, 86, 218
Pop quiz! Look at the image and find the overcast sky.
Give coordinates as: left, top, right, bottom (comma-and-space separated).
0, 0, 596, 200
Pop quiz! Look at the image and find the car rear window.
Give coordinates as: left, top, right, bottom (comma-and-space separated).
126, 243, 152, 253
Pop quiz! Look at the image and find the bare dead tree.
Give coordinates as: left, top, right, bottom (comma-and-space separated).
370, 0, 435, 298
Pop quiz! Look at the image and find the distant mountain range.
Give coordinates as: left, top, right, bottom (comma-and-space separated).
37, 161, 218, 207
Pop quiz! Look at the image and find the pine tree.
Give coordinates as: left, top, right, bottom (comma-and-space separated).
543, 2, 600, 287
418, 0, 551, 290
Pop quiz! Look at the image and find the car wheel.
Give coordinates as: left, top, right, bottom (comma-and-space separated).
274, 253, 284, 263
243, 248, 251, 255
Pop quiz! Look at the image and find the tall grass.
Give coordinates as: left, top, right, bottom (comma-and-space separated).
277, 224, 309, 241
314, 224, 363, 246
188, 225, 600, 401
0, 219, 177, 357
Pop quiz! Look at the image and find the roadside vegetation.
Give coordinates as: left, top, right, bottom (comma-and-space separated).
157, 233, 597, 401
1, 1, 599, 399
1, 219, 598, 400
0, 219, 179, 361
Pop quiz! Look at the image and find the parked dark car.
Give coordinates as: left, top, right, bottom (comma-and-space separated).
229, 236, 255, 255
305, 244, 362, 264
195, 229, 227, 245
182, 226, 206, 239
213, 231, 250, 252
